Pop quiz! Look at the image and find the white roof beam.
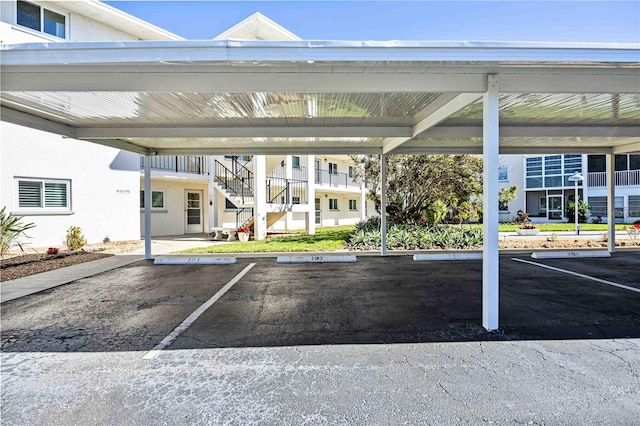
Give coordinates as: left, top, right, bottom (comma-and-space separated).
2, 41, 638, 65
612, 141, 640, 154
0, 72, 485, 93
152, 147, 385, 156
501, 74, 640, 94
1, 106, 76, 138
5, 70, 638, 93
75, 126, 412, 139
382, 93, 482, 154
421, 126, 640, 138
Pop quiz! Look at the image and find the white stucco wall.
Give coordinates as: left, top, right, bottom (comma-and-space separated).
0, 1, 139, 44
1, 122, 141, 247
140, 179, 209, 236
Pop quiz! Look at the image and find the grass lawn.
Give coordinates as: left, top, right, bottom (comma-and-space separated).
182, 226, 354, 253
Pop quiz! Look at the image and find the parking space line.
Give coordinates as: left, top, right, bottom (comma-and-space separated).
142, 263, 256, 360
512, 258, 640, 294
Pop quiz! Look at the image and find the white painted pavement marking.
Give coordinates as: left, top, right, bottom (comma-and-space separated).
154, 257, 237, 265
531, 251, 610, 259
142, 263, 256, 360
512, 258, 640, 294
277, 255, 357, 264
413, 253, 482, 261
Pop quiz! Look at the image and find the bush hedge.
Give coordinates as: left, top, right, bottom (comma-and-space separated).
348, 217, 483, 250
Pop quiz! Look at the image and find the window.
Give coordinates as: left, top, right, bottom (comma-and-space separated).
292, 196, 301, 204
588, 155, 606, 173
292, 156, 300, 169
329, 163, 338, 175
629, 196, 640, 217
329, 198, 338, 210
17, 178, 70, 210
224, 155, 250, 162
497, 166, 508, 182
526, 157, 543, 189
349, 199, 357, 211
17, 1, 66, 38
348, 166, 355, 178
140, 190, 165, 209
499, 200, 509, 211
615, 155, 628, 172
588, 196, 624, 219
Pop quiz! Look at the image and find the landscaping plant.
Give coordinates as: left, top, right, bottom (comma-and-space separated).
0, 206, 35, 256
65, 226, 87, 251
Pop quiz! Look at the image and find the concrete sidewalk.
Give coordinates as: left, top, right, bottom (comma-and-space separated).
1, 255, 145, 304
1, 235, 220, 304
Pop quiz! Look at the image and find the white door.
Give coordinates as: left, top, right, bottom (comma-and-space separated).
185, 190, 203, 233
547, 195, 563, 221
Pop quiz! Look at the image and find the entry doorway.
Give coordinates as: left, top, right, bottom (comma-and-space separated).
547, 195, 563, 221
185, 190, 203, 233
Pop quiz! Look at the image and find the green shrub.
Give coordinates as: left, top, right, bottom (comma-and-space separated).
564, 200, 591, 223
65, 226, 87, 251
348, 221, 483, 250
0, 206, 35, 255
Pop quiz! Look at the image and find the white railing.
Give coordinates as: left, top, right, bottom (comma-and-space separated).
587, 170, 640, 187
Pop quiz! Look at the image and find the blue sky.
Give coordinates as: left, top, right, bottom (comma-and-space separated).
105, 1, 640, 42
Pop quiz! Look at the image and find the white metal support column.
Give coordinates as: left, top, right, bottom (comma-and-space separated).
482, 74, 500, 331
144, 155, 152, 260
285, 155, 293, 229
606, 153, 616, 253
305, 154, 316, 235
254, 155, 268, 240
380, 153, 388, 256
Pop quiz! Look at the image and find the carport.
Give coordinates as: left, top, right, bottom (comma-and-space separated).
1, 40, 639, 330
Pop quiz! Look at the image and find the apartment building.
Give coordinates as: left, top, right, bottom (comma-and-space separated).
1, 3, 369, 246
499, 154, 640, 223
0, 1, 183, 246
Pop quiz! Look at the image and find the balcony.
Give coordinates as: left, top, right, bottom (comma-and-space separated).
140, 155, 209, 175
587, 170, 640, 187
315, 169, 361, 189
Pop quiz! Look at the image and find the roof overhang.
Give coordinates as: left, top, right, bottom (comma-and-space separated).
1, 40, 639, 155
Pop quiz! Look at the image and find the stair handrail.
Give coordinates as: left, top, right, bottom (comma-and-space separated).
236, 207, 254, 230
214, 159, 254, 205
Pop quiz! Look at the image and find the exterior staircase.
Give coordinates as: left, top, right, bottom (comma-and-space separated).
212, 156, 308, 231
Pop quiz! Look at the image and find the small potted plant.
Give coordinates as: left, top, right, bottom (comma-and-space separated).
237, 226, 251, 242
516, 223, 540, 236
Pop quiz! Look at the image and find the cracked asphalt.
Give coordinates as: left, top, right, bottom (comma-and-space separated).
2, 253, 639, 424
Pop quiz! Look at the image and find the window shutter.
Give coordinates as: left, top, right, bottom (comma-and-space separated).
44, 182, 68, 207
18, 181, 42, 208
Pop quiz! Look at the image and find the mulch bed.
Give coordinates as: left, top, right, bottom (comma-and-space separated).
1, 251, 113, 282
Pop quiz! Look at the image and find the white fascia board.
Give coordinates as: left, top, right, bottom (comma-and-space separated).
382, 93, 482, 154
612, 141, 640, 154
0, 106, 76, 138
501, 74, 640, 94
1, 40, 638, 64
421, 126, 640, 138
152, 147, 385, 156
0, 71, 485, 93
75, 126, 412, 139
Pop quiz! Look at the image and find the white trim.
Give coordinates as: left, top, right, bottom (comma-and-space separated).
15, 177, 71, 211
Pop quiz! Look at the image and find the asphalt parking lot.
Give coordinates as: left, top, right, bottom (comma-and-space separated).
2, 252, 639, 424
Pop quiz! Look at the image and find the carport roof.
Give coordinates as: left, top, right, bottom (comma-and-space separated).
1, 40, 639, 155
